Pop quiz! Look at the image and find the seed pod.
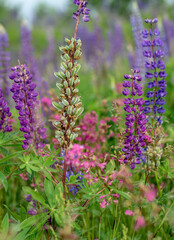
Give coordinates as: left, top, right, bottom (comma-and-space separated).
62, 99, 69, 106
75, 107, 84, 117
76, 102, 82, 108
59, 46, 66, 52
67, 129, 71, 136
74, 50, 80, 58
54, 71, 65, 80
70, 121, 75, 127
71, 67, 77, 76
77, 39, 81, 44
75, 64, 81, 73
64, 80, 68, 88
61, 116, 66, 121
66, 71, 71, 79
74, 78, 80, 86
65, 38, 70, 44
55, 130, 63, 136
64, 120, 68, 125
64, 54, 70, 61
69, 134, 74, 142
69, 43, 74, 50
73, 88, 79, 94
52, 101, 64, 110
73, 108, 78, 115
67, 106, 73, 115
65, 45, 70, 51
69, 77, 74, 86
66, 88, 71, 96
71, 37, 75, 43
68, 62, 73, 69
58, 138, 64, 145
56, 83, 63, 90
73, 127, 80, 132
61, 62, 68, 71
71, 97, 78, 105
76, 42, 82, 49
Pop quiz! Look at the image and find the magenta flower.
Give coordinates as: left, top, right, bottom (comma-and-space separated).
125, 209, 135, 216
134, 216, 146, 231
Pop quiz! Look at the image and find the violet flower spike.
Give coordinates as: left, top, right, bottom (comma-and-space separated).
142, 18, 167, 124
73, 0, 90, 22
0, 88, 12, 132
122, 69, 147, 169
0, 25, 11, 96
9, 64, 47, 150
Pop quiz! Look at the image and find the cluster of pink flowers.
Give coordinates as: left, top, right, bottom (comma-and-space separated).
99, 194, 119, 208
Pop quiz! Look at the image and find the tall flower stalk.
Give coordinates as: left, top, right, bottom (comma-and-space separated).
142, 18, 167, 127
9, 63, 47, 151
0, 25, 10, 96
52, 0, 90, 200
0, 87, 12, 132
122, 69, 147, 169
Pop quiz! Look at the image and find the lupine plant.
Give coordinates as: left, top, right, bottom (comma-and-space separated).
0, 25, 10, 96
0, 1, 174, 240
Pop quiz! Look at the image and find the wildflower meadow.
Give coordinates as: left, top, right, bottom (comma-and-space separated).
0, 0, 174, 239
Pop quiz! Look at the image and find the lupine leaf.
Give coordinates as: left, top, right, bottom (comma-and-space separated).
44, 178, 55, 207
0, 150, 25, 164
22, 187, 50, 209
26, 214, 49, 237
3, 204, 21, 221
20, 212, 48, 229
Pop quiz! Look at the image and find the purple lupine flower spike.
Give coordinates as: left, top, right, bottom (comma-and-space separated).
73, 0, 90, 22
142, 18, 167, 124
130, 2, 145, 77
21, 21, 49, 98
9, 64, 47, 150
122, 69, 147, 169
0, 25, 11, 96
0, 88, 12, 132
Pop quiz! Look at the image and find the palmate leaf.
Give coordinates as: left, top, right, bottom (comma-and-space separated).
3, 204, 21, 221
0, 150, 26, 164
44, 178, 55, 208
20, 212, 48, 229
26, 214, 50, 237
22, 187, 50, 209
14, 228, 30, 240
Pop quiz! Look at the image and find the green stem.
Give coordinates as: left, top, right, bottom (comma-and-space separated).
154, 171, 162, 198
153, 201, 174, 238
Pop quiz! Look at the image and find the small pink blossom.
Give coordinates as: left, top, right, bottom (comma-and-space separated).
118, 158, 124, 163
134, 216, 146, 231
125, 210, 135, 216
144, 188, 156, 202
100, 198, 109, 208
97, 162, 107, 170
19, 172, 28, 181
41, 97, 52, 106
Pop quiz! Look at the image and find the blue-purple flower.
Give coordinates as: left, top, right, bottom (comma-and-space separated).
142, 18, 167, 124
73, 0, 90, 22
0, 88, 12, 132
9, 64, 47, 150
0, 25, 10, 96
122, 69, 147, 169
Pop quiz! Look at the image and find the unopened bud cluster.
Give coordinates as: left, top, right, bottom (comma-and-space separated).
53, 37, 84, 148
